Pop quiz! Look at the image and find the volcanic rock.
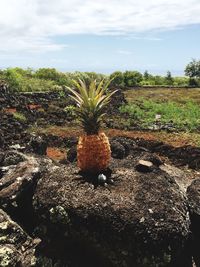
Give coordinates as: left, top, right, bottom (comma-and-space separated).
187, 179, 200, 266
110, 140, 126, 159
140, 153, 163, 167
0, 209, 40, 267
33, 164, 191, 267
0, 154, 41, 208
2, 151, 26, 166
135, 160, 154, 172
30, 135, 48, 155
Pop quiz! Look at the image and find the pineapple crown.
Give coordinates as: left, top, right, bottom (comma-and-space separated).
66, 79, 117, 135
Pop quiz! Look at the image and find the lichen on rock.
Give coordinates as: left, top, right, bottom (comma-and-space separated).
0, 209, 40, 267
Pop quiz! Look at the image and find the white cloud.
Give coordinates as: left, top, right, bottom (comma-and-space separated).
0, 0, 200, 52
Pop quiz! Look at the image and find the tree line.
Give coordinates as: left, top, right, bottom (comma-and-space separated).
0, 59, 199, 92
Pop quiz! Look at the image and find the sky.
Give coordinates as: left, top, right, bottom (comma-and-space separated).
0, 0, 200, 75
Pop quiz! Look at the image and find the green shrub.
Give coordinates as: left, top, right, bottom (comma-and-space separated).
64, 105, 77, 118
124, 71, 143, 87
109, 71, 124, 87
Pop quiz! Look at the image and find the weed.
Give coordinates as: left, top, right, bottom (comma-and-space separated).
13, 112, 27, 122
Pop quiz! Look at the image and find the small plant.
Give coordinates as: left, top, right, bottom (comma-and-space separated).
13, 112, 27, 122
64, 105, 76, 118
66, 79, 117, 173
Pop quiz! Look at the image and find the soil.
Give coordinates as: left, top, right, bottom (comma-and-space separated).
47, 147, 67, 161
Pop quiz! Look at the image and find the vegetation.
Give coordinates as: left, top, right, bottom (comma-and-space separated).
185, 59, 200, 86
110, 71, 124, 87
66, 79, 117, 172
124, 71, 143, 87
1, 59, 200, 92
13, 112, 27, 122
124, 87, 200, 104
122, 87, 200, 132
120, 99, 200, 131
165, 71, 174, 86
0, 68, 107, 92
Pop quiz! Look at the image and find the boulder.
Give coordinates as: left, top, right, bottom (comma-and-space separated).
0, 209, 40, 267
140, 153, 163, 167
135, 160, 154, 173
0, 155, 40, 208
110, 140, 126, 159
30, 135, 48, 155
33, 164, 191, 267
0, 152, 53, 210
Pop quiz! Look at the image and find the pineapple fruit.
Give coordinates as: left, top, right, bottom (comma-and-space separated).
66, 79, 117, 173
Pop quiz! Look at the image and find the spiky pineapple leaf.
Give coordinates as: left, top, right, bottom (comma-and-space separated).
65, 78, 117, 134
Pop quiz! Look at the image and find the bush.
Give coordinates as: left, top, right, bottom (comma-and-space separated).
109, 71, 124, 87
124, 71, 143, 87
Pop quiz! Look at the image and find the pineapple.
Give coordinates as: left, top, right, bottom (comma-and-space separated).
66, 79, 117, 173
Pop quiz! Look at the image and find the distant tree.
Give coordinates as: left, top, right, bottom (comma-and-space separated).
143, 70, 149, 80
152, 75, 165, 86
185, 59, 200, 86
173, 76, 189, 87
185, 59, 200, 78
9, 67, 35, 77
109, 71, 124, 87
165, 71, 174, 86
35, 68, 60, 81
35, 68, 73, 86
124, 71, 143, 87
3, 68, 23, 91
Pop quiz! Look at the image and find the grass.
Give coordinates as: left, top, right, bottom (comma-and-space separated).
120, 100, 200, 131
13, 112, 27, 122
122, 88, 200, 132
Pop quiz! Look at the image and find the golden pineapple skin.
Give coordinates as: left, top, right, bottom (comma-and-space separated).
77, 132, 111, 172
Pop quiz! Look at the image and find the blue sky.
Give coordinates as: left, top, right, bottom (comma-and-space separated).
0, 0, 200, 75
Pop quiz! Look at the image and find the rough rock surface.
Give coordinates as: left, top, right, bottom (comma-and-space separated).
0, 153, 41, 208
29, 135, 48, 155
0, 112, 28, 149
135, 160, 154, 173
136, 138, 200, 170
110, 140, 126, 159
187, 179, 200, 266
0, 209, 40, 267
187, 179, 200, 216
33, 163, 191, 267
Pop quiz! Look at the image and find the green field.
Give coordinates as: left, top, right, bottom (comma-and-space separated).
121, 88, 200, 132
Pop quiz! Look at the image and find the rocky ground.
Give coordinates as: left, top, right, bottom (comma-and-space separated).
1, 83, 200, 266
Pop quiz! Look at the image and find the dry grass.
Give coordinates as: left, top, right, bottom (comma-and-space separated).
125, 88, 200, 104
